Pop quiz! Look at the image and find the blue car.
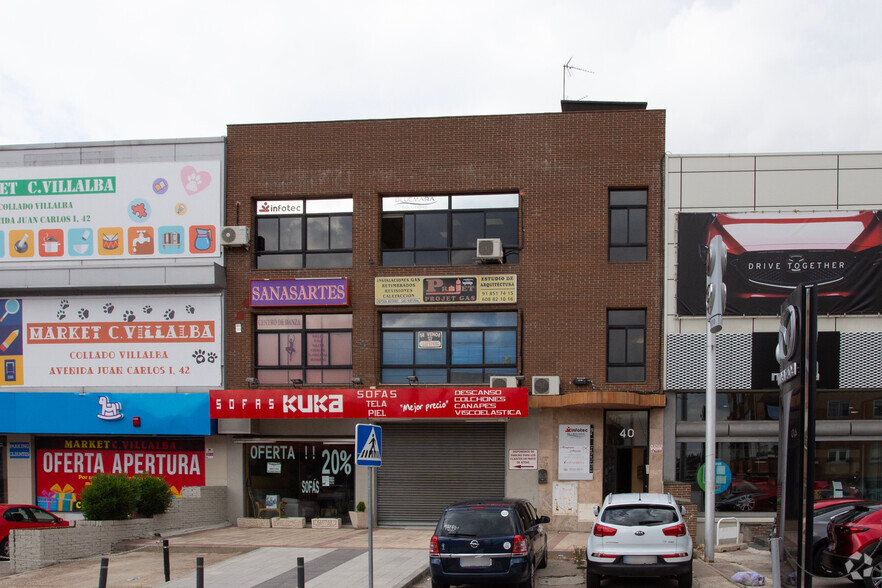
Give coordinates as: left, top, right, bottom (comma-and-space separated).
429, 498, 549, 588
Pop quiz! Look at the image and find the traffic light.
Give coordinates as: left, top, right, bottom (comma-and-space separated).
706, 235, 727, 333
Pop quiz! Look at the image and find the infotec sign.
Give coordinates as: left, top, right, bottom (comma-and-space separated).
256, 200, 303, 215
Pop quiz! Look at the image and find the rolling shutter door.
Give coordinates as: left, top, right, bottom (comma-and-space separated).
377, 422, 506, 525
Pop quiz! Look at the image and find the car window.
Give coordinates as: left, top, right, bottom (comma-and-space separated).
4, 507, 30, 523
439, 508, 516, 537
601, 505, 678, 526
517, 505, 532, 531
28, 508, 58, 523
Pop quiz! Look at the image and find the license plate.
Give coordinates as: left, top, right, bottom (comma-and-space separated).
460, 556, 492, 568
623, 555, 657, 564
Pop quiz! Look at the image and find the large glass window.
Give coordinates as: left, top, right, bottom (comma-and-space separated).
675, 439, 882, 512
609, 189, 647, 262
381, 311, 517, 383
256, 199, 353, 269
607, 309, 645, 382
381, 194, 519, 265
244, 440, 354, 523
255, 314, 352, 385
675, 390, 882, 422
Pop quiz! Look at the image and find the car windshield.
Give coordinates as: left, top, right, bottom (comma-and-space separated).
601, 505, 678, 527
439, 507, 516, 537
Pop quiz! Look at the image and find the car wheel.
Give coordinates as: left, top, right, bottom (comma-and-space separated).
812, 542, 839, 578
737, 497, 756, 511
0, 537, 8, 560
518, 561, 535, 588
863, 555, 882, 588
677, 570, 693, 588
537, 544, 548, 569
586, 569, 601, 588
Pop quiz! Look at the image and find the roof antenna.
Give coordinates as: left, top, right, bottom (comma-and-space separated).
563, 57, 595, 100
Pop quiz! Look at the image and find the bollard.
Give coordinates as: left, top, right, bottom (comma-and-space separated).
98, 557, 109, 588
297, 556, 305, 588
163, 539, 170, 582
196, 556, 204, 588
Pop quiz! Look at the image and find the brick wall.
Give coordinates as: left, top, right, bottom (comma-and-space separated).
665, 481, 697, 544
223, 110, 666, 395
11, 486, 227, 573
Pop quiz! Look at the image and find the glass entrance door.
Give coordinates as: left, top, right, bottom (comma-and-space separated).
603, 411, 649, 496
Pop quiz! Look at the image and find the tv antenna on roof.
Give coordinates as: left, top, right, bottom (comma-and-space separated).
563, 57, 595, 100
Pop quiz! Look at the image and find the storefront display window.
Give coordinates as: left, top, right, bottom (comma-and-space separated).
676, 440, 882, 513
244, 440, 354, 522
255, 314, 352, 385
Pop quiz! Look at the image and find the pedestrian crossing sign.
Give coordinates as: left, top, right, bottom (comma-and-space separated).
355, 424, 382, 467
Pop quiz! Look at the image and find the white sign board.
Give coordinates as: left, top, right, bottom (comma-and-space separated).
508, 449, 538, 470
558, 424, 594, 480
0, 160, 221, 263
552, 481, 577, 515
1, 293, 222, 387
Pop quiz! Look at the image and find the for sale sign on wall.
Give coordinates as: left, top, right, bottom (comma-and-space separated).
35, 436, 205, 512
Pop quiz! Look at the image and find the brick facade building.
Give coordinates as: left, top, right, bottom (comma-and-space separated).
217, 105, 666, 529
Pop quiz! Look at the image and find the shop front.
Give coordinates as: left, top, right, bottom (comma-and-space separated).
0, 392, 213, 510
211, 385, 528, 525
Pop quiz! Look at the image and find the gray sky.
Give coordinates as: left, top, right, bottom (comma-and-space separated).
2, 0, 880, 154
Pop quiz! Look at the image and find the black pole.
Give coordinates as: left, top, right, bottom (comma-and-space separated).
162, 539, 170, 582
98, 557, 109, 588
196, 556, 204, 588
297, 556, 305, 588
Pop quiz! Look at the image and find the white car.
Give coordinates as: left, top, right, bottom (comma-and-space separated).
586, 493, 693, 588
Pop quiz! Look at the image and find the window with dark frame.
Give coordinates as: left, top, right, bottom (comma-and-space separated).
380, 311, 518, 384
609, 189, 647, 262
256, 198, 353, 269
255, 314, 352, 385
381, 193, 519, 266
607, 309, 646, 382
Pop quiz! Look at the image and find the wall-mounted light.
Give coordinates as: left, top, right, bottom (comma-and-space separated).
514, 375, 526, 383
132, 416, 141, 427
572, 378, 592, 387
351, 377, 364, 386
407, 375, 419, 384
245, 377, 259, 388
290, 378, 303, 387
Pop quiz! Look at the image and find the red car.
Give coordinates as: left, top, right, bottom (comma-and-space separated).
820, 502, 882, 585
0, 504, 70, 559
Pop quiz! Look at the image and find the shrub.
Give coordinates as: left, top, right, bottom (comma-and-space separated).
356, 501, 366, 512
132, 474, 174, 517
81, 474, 137, 520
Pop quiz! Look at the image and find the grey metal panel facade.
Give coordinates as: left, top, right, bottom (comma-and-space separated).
377, 422, 506, 525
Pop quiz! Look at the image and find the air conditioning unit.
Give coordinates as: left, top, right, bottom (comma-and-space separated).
490, 376, 518, 388
476, 238, 503, 262
532, 376, 560, 396
221, 226, 250, 246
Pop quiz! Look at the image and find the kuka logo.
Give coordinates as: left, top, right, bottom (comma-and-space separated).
282, 394, 344, 414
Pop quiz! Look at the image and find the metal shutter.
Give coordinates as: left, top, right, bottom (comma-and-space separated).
377, 422, 506, 525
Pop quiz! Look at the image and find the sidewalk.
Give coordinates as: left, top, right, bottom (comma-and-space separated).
0, 524, 780, 588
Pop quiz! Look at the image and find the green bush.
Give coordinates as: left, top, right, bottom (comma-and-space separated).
81, 474, 137, 521
356, 501, 366, 512
132, 474, 174, 517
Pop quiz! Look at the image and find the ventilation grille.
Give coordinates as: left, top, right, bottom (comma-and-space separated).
841, 332, 882, 388
665, 333, 752, 389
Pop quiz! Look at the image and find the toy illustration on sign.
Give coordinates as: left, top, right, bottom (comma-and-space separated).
96, 396, 123, 421
180, 166, 211, 195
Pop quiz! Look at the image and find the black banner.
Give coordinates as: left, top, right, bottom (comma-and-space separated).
677, 212, 882, 316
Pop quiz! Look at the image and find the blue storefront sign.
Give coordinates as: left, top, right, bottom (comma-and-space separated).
0, 392, 212, 435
